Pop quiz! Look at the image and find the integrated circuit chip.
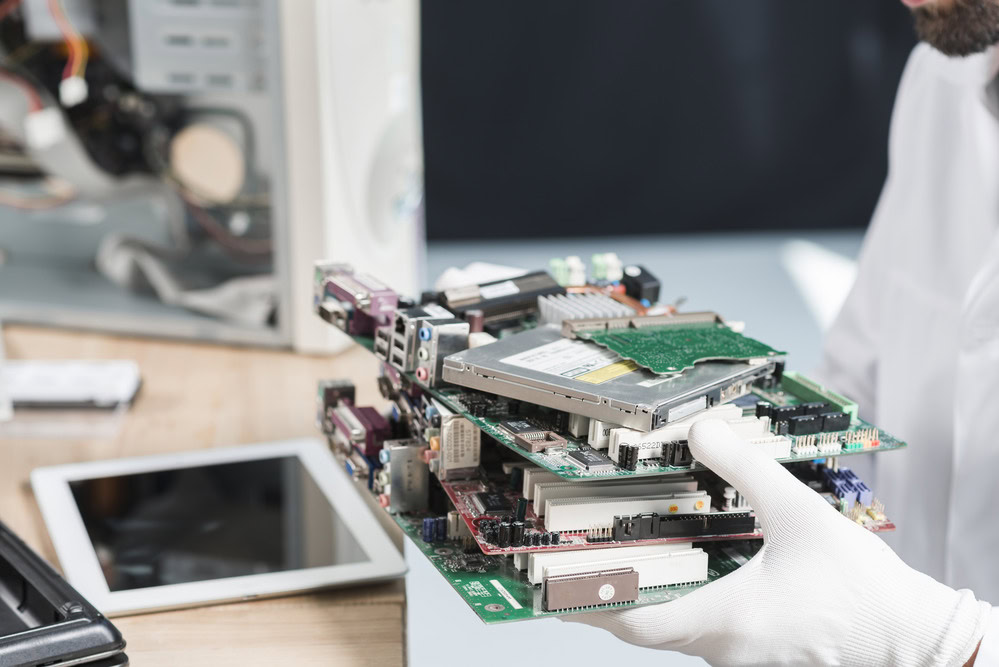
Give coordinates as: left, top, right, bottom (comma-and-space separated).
567, 449, 615, 471
473, 491, 511, 515
499, 419, 540, 436
544, 567, 639, 611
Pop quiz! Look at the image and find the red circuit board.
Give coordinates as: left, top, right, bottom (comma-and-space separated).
440, 478, 896, 556
440, 478, 761, 555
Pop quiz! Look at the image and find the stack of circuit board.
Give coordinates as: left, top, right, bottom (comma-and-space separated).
312, 256, 904, 623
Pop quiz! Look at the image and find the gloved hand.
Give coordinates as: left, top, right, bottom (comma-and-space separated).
567, 420, 992, 666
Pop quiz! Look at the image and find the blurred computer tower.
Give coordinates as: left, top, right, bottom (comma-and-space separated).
0, 0, 425, 351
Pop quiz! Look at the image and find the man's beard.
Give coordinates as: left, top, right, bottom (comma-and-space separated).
913, 0, 999, 57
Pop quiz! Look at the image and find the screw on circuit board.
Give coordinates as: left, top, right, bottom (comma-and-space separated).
484, 604, 505, 612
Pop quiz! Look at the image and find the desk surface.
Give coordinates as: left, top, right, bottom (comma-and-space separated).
0, 325, 406, 667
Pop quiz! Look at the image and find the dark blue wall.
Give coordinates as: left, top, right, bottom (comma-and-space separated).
422, 1, 917, 239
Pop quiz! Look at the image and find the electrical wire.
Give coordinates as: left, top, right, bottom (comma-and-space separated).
182, 196, 273, 257
47, 0, 87, 79
0, 66, 42, 110
0, 177, 75, 209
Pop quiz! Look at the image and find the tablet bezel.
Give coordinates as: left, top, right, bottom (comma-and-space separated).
31, 438, 407, 616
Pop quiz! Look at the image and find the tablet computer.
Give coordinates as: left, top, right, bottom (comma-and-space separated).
31, 439, 407, 616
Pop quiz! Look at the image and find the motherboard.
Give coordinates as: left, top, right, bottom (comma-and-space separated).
312, 255, 904, 623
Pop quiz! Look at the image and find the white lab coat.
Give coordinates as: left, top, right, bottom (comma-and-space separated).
819, 43, 999, 604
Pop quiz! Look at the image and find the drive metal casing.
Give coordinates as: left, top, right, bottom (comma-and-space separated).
415, 318, 470, 387
442, 325, 778, 432
385, 440, 429, 513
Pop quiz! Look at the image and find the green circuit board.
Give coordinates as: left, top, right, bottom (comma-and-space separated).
350, 336, 904, 481
575, 321, 786, 375
426, 382, 905, 481
397, 512, 760, 623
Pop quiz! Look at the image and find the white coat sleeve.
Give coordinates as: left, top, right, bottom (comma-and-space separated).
815, 45, 932, 419
815, 235, 883, 419
975, 607, 999, 664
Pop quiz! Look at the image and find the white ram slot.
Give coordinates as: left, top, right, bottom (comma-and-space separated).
543, 548, 709, 589
608, 403, 744, 461
522, 468, 564, 501
544, 491, 711, 532
513, 552, 529, 571
534, 477, 697, 516
528, 542, 693, 585
748, 434, 792, 458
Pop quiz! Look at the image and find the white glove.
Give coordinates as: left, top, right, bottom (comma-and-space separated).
567, 420, 992, 666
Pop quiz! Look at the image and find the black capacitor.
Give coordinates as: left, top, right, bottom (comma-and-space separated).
497, 521, 512, 547
435, 516, 448, 542
516, 498, 528, 522
551, 532, 560, 545
531, 532, 542, 546
523, 531, 534, 546
511, 521, 525, 545
480, 520, 495, 543
541, 532, 551, 546
465, 309, 485, 333
755, 401, 773, 418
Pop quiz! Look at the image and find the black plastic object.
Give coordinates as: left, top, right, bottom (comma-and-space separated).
621, 265, 661, 304
0, 520, 127, 666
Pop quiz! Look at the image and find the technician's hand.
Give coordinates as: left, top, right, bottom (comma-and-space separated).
567, 420, 991, 666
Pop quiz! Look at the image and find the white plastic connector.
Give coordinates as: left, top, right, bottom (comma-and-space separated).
603, 253, 624, 282
23, 107, 66, 150
565, 256, 587, 287
567, 412, 590, 438
522, 468, 563, 501
607, 403, 745, 462
544, 548, 709, 589
534, 477, 697, 516
723, 486, 737, 511
748, 434, 793, 459
544, 491, 711, 532
588, 419, 619, 450
59, 76, 88, 107
528, 542, 693, 585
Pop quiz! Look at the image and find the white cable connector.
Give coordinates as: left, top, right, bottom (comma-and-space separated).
58, 76, 88, 107
23, 107, 66, 150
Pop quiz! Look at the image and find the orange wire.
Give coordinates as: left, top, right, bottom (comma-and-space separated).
47, 0, 84, 79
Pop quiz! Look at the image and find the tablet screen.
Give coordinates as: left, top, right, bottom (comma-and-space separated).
69, 456, 367, 592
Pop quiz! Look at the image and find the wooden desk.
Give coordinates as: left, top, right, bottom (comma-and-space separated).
0, 325, 406, 666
